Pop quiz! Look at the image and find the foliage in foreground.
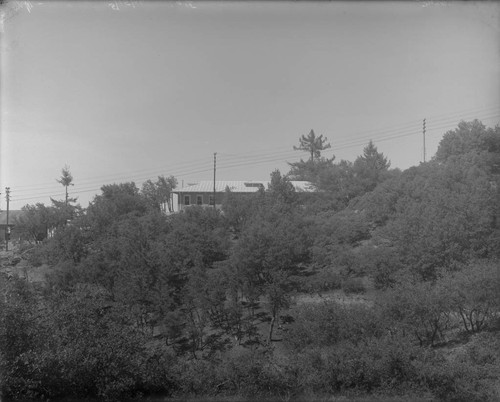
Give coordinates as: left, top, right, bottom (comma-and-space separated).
2, 120, 500, 401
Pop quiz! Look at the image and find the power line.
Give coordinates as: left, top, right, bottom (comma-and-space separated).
8, 109, 500, 204
13, 107, 499, 193
13, 105, 498, 192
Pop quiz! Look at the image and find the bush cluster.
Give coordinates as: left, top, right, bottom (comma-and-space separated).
2, 120, 499, 401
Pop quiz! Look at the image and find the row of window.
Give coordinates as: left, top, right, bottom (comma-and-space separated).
183, 194, 215, 206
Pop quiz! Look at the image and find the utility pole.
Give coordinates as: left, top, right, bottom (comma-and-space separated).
5, 187, 10, 251
213, 152, 217, 209
423, 118, 427, 163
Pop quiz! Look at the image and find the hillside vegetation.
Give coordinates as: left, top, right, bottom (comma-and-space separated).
1, 120, 500, 401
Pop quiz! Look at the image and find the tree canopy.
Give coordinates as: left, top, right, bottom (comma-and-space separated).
5, 120, 500, 402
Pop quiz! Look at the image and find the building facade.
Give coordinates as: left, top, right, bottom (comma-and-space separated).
0, 210, 24, 242
172, 180, 313, 211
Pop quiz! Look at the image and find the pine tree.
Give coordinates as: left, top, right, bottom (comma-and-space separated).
56, 165, 77, 206
357, 140, 390, 171
293, 129, 331, 162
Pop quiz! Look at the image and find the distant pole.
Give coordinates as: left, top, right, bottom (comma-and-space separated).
5, 187, 10, 251
213, 152, 217, 209
423, 118, 426, 163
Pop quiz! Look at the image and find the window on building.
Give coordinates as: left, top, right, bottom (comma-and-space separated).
209, 195, 215, 205
196, 195, 203, 205
244, 182, 264, 188
184, 195, 190, 205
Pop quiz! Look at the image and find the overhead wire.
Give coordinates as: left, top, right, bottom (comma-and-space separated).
9, 107, 500, 204
17, 104, 498, 193
12, 122, 500, 202
11, 105, 499, 193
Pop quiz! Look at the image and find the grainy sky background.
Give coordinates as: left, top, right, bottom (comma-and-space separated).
1, 1, 499, 210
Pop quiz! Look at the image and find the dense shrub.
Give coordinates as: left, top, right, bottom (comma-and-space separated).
342, 276, 366, 294
439, 260, 500, 333
0, 276, 45, 400
3, 120, 499, 401
285, 302, 384, 350
171, 348, 300, 400
24, 242, 49, 267
354, 245, 403, 289
286, 335, 424, 396
294, 267, 342, 293
328, 337, 422, 393
418, 350, 499, 402
0, 284, 176, 401
379, 279, 452, 346
287, 332, 500, 400
220, 349, 299, 398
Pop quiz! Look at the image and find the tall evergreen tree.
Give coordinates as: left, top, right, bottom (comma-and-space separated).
353, 141, 391, 193
289, 130, 335, 183
56, 165, 76, 206
356, 140, 390, 171
50, 165, 79, 227
293, 129, 331, 162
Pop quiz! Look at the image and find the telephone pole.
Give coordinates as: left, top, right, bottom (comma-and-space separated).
423, 118, 427, 163
5, 187, 10, 251
213, 152, 217, 209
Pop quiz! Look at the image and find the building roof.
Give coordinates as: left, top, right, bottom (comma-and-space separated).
289, 181, 316, 192
0, 210, 24, 225
174, 180, 314, 193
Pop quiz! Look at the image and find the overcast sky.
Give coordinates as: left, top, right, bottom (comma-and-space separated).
1, 1, 499, 210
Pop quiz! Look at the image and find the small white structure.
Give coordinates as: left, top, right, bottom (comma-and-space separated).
172, 180, 313, 211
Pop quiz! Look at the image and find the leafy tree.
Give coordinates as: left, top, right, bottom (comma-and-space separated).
434, 120, 500, 167
0, 276, 43, 399
288, 157, 336, 183
379, 160, 498, 279
1, 283, 174, 401
86, 182, 149, 235
350, 169, 404, 227
15, 203, 56, 242
165, 206, 230, 268
230, 213, 310, 343
380, 278, 452, 346
315, 160, 359, 205
222, 189, 262, 234
310, 208, 371, 272
310, 141, 393, 204
49, 224, 90, 264
311, 157, 397, 212
285, 302, 385, 350
350, 122, 500, 280
49, 197, 83, 228
142, 175, 177, 213
267, 169, 297, 207
355, 245, 403, 289
439, 260, 500, 333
